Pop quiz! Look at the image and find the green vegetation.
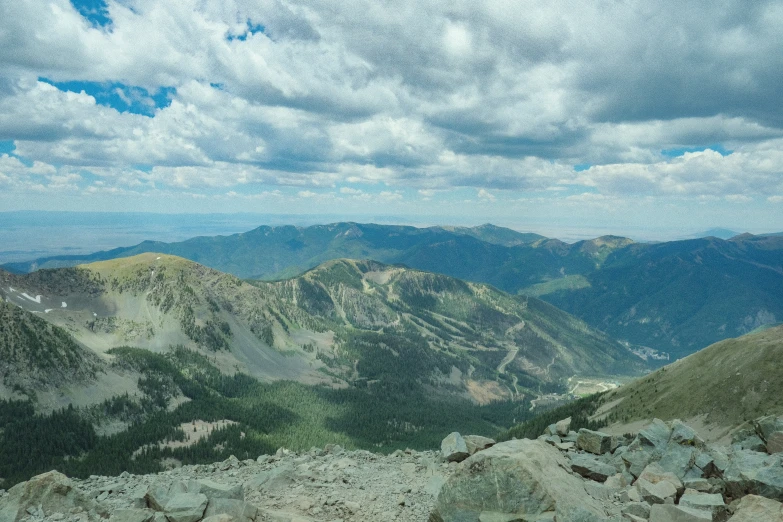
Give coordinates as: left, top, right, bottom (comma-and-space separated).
498, 393, 608, 441
0, 346, 533, 488
0, 300, 102, 390
598, 325, 783, 428
520, 275, 591, 298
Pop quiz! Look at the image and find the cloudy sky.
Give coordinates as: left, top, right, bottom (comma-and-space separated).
1, 0, 783, 235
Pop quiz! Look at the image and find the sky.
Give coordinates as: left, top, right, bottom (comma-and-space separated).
1, 0, 783, 236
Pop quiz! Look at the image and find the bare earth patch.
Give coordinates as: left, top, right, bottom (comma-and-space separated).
133, 419, 238, 457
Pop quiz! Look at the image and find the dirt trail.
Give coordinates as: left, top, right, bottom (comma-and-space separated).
497, 348, 518, 374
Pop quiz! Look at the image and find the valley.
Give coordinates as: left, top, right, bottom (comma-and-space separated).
0, 252, 645, 487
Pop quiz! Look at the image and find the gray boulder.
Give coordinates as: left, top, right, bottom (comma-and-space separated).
724, 450, 783, 500
649, 504, 711, 521
766, 431, 783, 454
621, 446, 653, 479
638, 419, 672, 458
752, 415, 783, 443
728, 494, 783, 521
670, 419, 700, 446
463, 435, 496, 456
576, 429, 613, 455
203, 498, 258, 522
186, 480, 243, 502
0, 471, 107, 522
109, 509, 155, 522
555, 417, 572, 437
163, 493, 208, 522
441, 432, 470, 462
569, 454, 617, 483
658, 443, 698, 479
678, 492, 728, 521
621, 502, 651, 519
145, 481, 188, 512
431, 438, 606, 521
737, 435, 767, 452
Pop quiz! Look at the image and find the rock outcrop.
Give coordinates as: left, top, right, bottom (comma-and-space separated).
431, 438, 606, 521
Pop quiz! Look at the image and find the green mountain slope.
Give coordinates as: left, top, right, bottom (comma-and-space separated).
592, 325, 783, 440
542, 235, 783, 358
0, 300, 103, 393
0, 254, 645, 404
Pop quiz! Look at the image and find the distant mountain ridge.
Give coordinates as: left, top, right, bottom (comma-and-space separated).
1, 223, 545, 279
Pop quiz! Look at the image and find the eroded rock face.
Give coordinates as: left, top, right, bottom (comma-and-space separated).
431, 439, 606, 522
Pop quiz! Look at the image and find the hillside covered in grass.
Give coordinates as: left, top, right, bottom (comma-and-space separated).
592, 325, 783, 438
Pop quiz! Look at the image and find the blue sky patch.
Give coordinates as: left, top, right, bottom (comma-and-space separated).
573, 163, 592, 172
662, 144, 732, 158
0, 140, 15, 155
40, 78, 175, 116
227, 21, 266, 41
70, 0, 112, 27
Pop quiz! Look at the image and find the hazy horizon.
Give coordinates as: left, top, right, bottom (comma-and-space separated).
0, 210, 772, 265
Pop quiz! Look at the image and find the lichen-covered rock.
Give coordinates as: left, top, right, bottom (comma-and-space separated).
678, 492, 727, 521
109, 509, 155, 522
186, 480, 244, 502
728, 494, 783, 521
649, 504, 711, 521
463, 435, 495, 456
163, 493, 208, 522
555, 417, 572, 437
576, 429, 613, 455
569, 454, 616, 483
0, 471, 107, 522
431, 439, 605, 521
765, 432, 783, 455
752, 415, 783, 443
637, 419, 672, 456
202, 498, 257, 522
724, 450, 783, 501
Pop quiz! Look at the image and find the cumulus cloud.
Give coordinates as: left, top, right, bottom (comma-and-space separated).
0, 0, 782, 209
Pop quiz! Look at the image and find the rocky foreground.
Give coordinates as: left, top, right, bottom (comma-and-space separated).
2, 417, 783, 522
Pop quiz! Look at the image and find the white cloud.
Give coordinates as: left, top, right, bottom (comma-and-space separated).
0, 0, 781, 215
477, 188, 496, 202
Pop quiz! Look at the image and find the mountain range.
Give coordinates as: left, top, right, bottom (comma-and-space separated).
0, 252, 647, 484
0, 254, 644, 407
5, 223, 783, 359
